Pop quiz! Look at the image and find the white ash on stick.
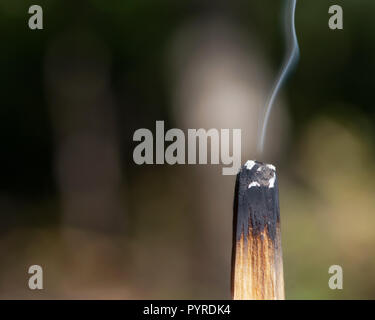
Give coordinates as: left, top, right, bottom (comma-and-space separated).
231, 160, 284, 300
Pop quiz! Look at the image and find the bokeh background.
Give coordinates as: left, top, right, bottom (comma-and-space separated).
1, 0, 375, 299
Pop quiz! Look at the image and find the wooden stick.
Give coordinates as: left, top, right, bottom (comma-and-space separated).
231, 160, 284, 300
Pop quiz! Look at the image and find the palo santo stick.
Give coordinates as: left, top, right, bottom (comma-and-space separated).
231, 160, 284, 300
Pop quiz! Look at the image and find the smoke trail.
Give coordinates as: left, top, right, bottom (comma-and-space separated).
257, 0, 299, 155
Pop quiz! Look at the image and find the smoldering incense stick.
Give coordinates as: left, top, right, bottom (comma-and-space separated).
231, 160, 284, 300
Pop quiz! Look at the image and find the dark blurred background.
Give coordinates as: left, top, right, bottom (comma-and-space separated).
1, 0, 375, 299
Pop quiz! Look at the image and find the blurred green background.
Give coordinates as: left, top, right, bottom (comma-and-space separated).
1, 0, 375, 299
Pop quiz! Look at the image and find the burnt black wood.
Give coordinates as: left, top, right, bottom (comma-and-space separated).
232, 161, 280, 244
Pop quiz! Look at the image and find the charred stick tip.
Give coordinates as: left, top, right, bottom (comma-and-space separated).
234, 160, 280, 244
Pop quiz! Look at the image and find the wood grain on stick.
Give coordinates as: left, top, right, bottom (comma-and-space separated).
231, 160, 284, 300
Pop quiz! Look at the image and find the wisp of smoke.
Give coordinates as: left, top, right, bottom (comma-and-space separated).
257, 0, 299, 155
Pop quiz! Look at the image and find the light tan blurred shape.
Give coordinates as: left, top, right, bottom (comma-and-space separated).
168, 18, 289, 160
